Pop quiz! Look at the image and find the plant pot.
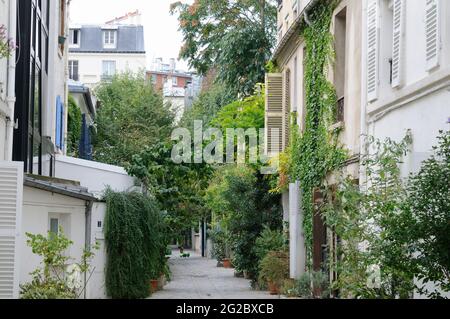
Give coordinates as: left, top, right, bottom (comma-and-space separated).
58, 36, 66, 45
150, 280, 159, 293
268, 281, 280, 295
222, 258, 232, 269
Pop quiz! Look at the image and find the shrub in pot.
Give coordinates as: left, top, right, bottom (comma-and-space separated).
258, 251, 289, 295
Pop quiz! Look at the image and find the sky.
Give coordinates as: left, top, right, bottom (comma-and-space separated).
69, 0, 192, 71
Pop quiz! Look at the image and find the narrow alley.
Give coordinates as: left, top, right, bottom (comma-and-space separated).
150, 251, 280, 299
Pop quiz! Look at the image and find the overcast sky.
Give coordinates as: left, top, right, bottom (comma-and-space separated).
69, 0, 192, 70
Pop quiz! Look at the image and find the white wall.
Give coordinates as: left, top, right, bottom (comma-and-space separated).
88, 202, 107, 299
54, 155, 136, 197
68, 52, 146, 86
20, 186, 87, 286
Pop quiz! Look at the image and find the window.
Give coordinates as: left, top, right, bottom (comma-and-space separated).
172, 76, 178, 86
50, 218, 59, 235
68, 60, 79, 81
102, 60, 116, 80
69, 29, 80, 47
103, 30, 117, 48
13, 0, 50, 175
334, 7, 347, 123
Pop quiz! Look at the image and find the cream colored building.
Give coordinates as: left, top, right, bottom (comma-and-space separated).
68, 24, 146, 87
265, 0, 362, 280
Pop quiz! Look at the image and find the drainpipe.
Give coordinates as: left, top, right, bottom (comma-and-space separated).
84, 200, 93, 299
5, 0, 17, 161
359, 0, 369, 187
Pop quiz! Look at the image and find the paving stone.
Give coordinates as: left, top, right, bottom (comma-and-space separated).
149, 250, 280, 299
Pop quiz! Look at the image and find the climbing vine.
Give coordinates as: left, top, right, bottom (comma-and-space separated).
289, 0, 346, 265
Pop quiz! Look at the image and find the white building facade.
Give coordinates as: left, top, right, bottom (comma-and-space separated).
68, 24, 146, 87
362, 0, 450, 298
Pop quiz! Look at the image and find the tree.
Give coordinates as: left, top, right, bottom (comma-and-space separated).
127, 142, 213, 243
180, 82, 234, 130
402, 131, 450, 298
92, 72, 174, 167
171, 0, 277, 97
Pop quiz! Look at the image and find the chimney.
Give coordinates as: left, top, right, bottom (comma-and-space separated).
170, 58, 176, 72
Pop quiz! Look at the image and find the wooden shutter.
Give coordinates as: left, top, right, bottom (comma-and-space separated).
0, 162, 23, 299
265, 73, 283, 155
425, 0, 440, 71
391, 0, 404, 88
283, 69, 291, 151
367, 0, 379, 102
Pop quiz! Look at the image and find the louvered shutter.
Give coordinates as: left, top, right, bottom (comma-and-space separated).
0, 162, 23, 299
425, 0, 440, 71
265, 73, 283, 156
391, 0, 404, 88
367, 0, 379, 102
283, 69, 291, 151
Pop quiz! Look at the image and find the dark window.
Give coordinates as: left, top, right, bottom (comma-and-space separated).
13, 0, 50, 175
69, 60, 79, 81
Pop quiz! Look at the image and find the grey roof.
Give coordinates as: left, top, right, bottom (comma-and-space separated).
24, 175, 97, 201
69, 25, 145, 54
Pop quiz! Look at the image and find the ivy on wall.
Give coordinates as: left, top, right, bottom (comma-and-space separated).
289, 0, 346, 265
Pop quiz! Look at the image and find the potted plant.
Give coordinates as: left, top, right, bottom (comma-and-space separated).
150, 279, 159, 293
222, 258, 232, 269
258, 251, 289, 295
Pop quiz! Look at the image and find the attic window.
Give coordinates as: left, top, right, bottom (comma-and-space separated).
103, 30, 117, 49
69, 29, 80, 47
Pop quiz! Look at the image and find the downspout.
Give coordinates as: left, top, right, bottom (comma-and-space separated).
359, 0, 369, 187
5, 0, 17, 161
84, 200, 93, 299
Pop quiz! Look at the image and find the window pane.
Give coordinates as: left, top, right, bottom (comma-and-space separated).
50, 218, 59, 234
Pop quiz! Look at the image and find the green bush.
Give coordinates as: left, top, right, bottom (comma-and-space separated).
255, 226, 286, 261
104, 191, 168, 299
258, 251, 289, 287
20, 228, 97, 299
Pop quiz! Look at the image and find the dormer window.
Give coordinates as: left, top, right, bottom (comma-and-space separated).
103, 30, 117, 49
69, 29, 80, 48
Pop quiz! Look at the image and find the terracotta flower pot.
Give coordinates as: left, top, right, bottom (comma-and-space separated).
150, 280, 159, 293
222, 258, 232, 269
268, 281, 280, 295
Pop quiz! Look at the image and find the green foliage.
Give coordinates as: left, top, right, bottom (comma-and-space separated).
104, 191, 168, 299
258, 251, 289, 286
181, 83, 234, 129
93, 72, 174, 167
205, 165, 282, 278
289, 0, 346, 265
255, 226, 287, 261
20, 229, 97, 299
323, 134, 415, 299
208, 227, 227, 262
210, 87, 265, 131
171, 0, 276, 97
67, 95, 82, 156
127, 142, 212, 242
0, 24, 15, 58
402, 130, 450, 298
295, 271, 331, 299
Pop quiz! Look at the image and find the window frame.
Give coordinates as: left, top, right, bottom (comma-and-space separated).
103, 30, 117, 49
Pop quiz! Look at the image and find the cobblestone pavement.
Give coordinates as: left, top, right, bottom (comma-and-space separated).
150, 250, 280, 299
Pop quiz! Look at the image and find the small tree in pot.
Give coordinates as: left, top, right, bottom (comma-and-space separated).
258, 251, 289, 295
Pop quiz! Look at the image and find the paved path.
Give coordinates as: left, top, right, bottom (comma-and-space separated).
150, 250, 280, 299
